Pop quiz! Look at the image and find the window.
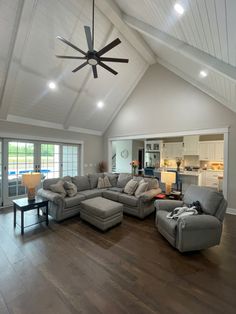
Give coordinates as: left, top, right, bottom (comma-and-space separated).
62, 145, 79, 177
7, 141, 35, 198
41, 144, 60, 179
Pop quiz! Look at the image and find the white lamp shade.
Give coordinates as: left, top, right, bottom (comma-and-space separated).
22, 173, 41, 188
161, 171, 176, 185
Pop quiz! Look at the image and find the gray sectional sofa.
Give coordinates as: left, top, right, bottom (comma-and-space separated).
37, 173, 162, 222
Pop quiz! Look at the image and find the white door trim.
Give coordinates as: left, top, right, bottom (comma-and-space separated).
108, 127, 229, 200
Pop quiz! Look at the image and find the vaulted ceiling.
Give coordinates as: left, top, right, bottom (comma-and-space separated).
0, 0, 235, 135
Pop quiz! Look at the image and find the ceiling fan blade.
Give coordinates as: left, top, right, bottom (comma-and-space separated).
56, 55, 87, 59
72, 61, 88, 73
97, 38, 121, 57
56, 36, 87, 56
92, 65, 98, 78
99, 61, 118, 75
99, 57, 129, 63
84, 26, 93, 51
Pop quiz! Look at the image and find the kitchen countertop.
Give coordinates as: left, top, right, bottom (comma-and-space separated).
154, 169, 224, 177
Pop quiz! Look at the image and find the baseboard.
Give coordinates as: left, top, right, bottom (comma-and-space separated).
226, 208, 236, 215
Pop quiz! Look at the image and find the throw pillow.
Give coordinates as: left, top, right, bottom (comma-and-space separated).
124, 179, 139, 195
49, 180, 66, 197
117, 173, 132, 188
103, 176, 112, 188
64, 181, 77, 197
135, 181, 149, 197
104, 173, 118, 187
97, 177, 105, 189
146, 178, 159, 190
97, 176, 112, 189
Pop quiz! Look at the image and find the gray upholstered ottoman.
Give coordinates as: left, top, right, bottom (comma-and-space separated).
80, 197, 123, 231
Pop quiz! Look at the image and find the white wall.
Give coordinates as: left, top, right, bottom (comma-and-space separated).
0, 120, 103, 174
104, 63, 236, 209
115, 140, 132, 173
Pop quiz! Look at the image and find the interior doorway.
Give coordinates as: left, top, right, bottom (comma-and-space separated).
138, 148, 144, 172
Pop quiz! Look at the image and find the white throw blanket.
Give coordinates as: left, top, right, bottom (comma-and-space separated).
167, 206, 198, 220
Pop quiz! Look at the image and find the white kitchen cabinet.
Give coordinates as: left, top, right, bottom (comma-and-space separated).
199, 170, 223, 189
214, 141, 224, 162
145, 140, 162, 151
199, 141, 223, 161
183, 135, 199, 155
162, 142, 183, 159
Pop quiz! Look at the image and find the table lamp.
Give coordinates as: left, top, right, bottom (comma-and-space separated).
22, 173, 41, 201
161, 171, 176, 195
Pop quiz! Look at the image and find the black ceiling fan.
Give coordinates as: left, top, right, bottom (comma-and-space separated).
56, 0, 129, 78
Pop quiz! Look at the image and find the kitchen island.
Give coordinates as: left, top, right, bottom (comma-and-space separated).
154, 169, 223, 193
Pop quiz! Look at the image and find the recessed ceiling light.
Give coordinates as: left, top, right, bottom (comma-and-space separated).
174, 3, 185, 15
97, 101, 104, 109
199, 70, 208, 78
48, 81, 57, 90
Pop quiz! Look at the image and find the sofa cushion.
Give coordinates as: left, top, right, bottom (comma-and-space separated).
144, 178, 159, 190
49, 180, 66, 198
43, 176, 71, 190
183, 185, 223, 216
124, 179, 139, 195
103, 190, 121, 202
64, 181, 77, 197
104, 173, 118, 187
88, 173, 104, 189
117, 173, 132, 188
72, 176, 90, 192
135, 180, 149, 197
108, 187, 124, 193
81, 197, 123, 219
78, 189, 103, 199
156, 210, 177, 238
118, 194, 139, 207
64, 194, 86, 208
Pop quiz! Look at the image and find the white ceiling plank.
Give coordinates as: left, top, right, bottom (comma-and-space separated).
0, 0, 25, 119
95, 0, 156, 64
215, 0, 229, 64
124, 14, 236, 83
188, 0, 209, 54
204, 0, 222, 61
194, 0, 216, 58
226, 0, 236, 66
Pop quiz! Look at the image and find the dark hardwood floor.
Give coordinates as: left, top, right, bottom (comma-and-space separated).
0, 207, 236, 314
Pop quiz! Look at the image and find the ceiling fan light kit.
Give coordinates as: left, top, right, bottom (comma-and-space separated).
56, 0, 129, 78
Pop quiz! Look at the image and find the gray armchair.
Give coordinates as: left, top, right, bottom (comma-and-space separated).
155, 185, 228, 252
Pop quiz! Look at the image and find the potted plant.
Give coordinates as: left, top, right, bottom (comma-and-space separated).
130, 160, 140, 175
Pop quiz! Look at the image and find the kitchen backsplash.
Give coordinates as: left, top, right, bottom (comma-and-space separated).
183, 156, 200, 167
200, 161, 224, 170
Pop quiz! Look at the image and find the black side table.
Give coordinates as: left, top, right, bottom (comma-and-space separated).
13, 197, 49, 235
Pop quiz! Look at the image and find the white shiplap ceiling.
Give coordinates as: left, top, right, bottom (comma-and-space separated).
0, 0, 236, 135
0, 0, 151, 135
115, 0, 236, 113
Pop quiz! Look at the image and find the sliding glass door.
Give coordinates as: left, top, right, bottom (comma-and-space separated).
1, 139, 81, 206
0, 140, 2, 206
41, 143, 60, 179
5, 140, 36, 203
